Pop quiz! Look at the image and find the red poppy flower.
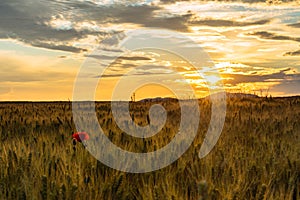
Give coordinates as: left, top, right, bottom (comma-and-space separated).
72, 132, 90, 143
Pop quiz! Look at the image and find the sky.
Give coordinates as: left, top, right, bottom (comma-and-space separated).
0, 0, 300, 101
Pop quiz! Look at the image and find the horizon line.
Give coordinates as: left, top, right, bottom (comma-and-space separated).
1, 94, 299, 103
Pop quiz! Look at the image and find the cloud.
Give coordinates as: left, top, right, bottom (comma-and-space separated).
79, 4, 191, 32
248, 31, 300, 42
287, 22, 300, 28
189, 19, 270, 27
93, 63, 177, 78
1, 0, 297, 54
0, 0, 194, 53
95, 70, 171, 78
270, 79, 300, 95
159, 0, 299, 4
0, 0, 121, 52
223, 68, 300, 85
0, 1, 78, 40
86, 54, 152, 61
118, 56, 152, 61
30, 42, 87, 53
283, 49, 300, 56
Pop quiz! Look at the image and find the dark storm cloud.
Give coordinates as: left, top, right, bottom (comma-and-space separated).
248, 31, 300, 42
189, 19, 270, 27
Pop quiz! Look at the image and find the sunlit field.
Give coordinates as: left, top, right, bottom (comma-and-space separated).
0, 96, 299, 200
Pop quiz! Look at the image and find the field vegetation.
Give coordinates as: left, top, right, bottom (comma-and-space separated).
0, 97, 299, 199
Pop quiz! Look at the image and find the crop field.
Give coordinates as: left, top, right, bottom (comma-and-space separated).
0, 97, 299, 200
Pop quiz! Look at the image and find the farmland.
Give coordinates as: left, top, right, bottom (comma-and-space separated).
0, 97, 299, 199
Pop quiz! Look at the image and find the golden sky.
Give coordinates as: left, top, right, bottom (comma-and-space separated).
0, 0, 299, 101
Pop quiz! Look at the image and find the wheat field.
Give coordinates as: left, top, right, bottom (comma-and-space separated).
0, 97, 299, 199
